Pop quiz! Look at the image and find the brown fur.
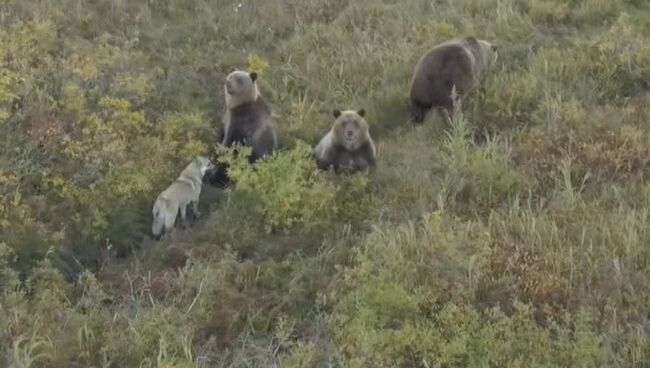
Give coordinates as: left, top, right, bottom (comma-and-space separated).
313, 109, 377, 173
206, 69, 277, 187
409, 36, 498, 123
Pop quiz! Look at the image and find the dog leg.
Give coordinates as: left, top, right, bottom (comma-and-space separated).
179, 203, 190, 229
191, 200, 201, 218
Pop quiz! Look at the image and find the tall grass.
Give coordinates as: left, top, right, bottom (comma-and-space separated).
2, 0, 650, 366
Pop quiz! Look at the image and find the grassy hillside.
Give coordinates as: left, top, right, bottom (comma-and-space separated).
2, 0, 650, 366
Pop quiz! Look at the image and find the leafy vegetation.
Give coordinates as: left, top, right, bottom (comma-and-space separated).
2, 0, 650, 366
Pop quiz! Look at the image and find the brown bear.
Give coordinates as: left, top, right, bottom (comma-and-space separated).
313, 109, 377, 173
408, 36, 498, 123
206, 68, 277, 187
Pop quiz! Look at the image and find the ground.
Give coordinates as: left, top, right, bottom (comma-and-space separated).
1, 0, 650, 366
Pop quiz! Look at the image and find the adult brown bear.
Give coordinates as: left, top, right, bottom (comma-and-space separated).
409, 36, 498, 123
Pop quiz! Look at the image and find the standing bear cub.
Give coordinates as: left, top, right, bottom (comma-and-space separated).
313, 109, 377, 173
409, 36, 498, 123
206, 68, 277, 187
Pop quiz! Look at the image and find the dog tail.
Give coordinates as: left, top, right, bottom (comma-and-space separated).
152, 198, 178, 239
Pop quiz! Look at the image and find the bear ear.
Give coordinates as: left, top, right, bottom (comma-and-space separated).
333, 109, 342, 118
491, 44, 498, 52
249, 72, 258, 82
229, 67, 237, 73
464, 36, 478, 45
357, 108, 366, 117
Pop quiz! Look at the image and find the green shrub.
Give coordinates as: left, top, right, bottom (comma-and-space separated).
328, 212, 629, 367
1, 0, 650, 366
223, 142, 375, 233
0, 191, 64, 276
